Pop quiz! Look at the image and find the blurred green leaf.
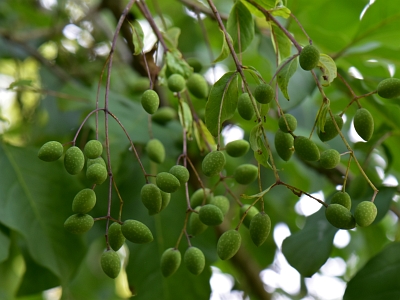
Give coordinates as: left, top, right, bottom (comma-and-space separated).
130, 21, 144, 56
277, 56, 298, 100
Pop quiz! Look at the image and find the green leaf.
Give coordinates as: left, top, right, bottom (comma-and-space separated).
317, 54, 337, 86
254, 138, 269, 167
277, 56, 298, 100
271, 23, 292, 63
241, 185, 272, 200
165, 51, 192, 78
8, 79, 33, 89
162, 27, 181, 49
343, 242, 400, 300
227, 1, 255, 53
193, 120, 216, 153
270, 6, 291, 19
205, 72, 239, 137
0, 228, 10, 264
243, 66, 264, 84
249, 124, 262, 151
282, 207, 337, 277
214, 30, 233, 63
129, 20, 144, 55
178, 101, 193, 139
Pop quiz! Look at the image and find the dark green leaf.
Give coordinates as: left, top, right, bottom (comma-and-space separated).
227, 1, 255, 53
0, 228, 10, 264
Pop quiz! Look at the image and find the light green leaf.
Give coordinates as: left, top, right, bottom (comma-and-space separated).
8, 79, 33, 89
317, 53, 337, 86
271, 23, 292, 63
316, 101, 330, 133
130, 20, 144, 55
254, 138, 269, 167
277, 56, 298, 100
178, 101, 193, 139
243, 66, 264, 84
214, 30, 233, 63
241, 185, 272, 200
162, 27, 181, 49
227, 1, 255, 53
270, 6, 291, 19
165, 51, 193, 78
0, 229, 10, 263
194, 120, 216, 153
249, 124, 262, 151
205, 72, 239, 137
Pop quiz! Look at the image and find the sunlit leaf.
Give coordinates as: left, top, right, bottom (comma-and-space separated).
317, 53, 337, 86
129, 20, 144, 55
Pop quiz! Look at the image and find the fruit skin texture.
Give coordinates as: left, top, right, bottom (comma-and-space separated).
319, 149, 340, 169
38, 141, 63, 162
299, 45, 320, 71
189, 207, 208, 236
169, 165, 190, 185
331, 192, 351, 210
186, 73, 209, 99
167, 74, 186, 92
108, 222, 126, 251
64, 214, 94, 234
199, 204, 224, 226
101, 250, 121, 279
237, 93, 255, 120
294, 136, 320, 162
156, 172, 181, 193
72, 188, 96, 214
184, 247, 205, 275
141, 89, 160, 115
278, 114, 297, 133
318, 115, 343, 142
202, 151, 226, 177
152, 107, 176, 125
274, 130, 294, 161
83, 140, 103, 159
234, 164, 258, 185
377, 78, 400, 99
217, 230, 241, 260
86, 163, 108, 185
145, 139, 165, 164
240, 205, 259, 228
160, 248, 181, 277
249, 212, 271, 247
190, 188, 212, 208
225, 140, 250, 157
254, 83, 274, 104
141, 183, 162, 215
210, 195, 230, 216
121, 220, 153, 244
325, 204, 356, 229
354, 201, 377, 227
64, 146, 85, 175
354, 108, 374, 141
87, 157, 106, 168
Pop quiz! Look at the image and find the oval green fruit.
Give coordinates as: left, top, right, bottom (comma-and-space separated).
169, 165, 190, 185
64, 214, 94, 234
240, 204, 259, 228
184, 247, 205, 275
377, 78, 400, 99
83, 140, 103, 159
249, 212, 271, 247
225, 139, 250, 157
64, 146, 85, 175
86, 163, 108, 185
38, 141, 63, 162
202, 151, 226, 177
190, 188, 212, 208
186, 73, 208, 99
152, 107, 176, 125
72, 188, 96, 214
141, 183, 162, 215
210, 195, 230, 216
121, 219, 153, 244
156, 172, 181, 193
274, 130, 294, 161
354, 108, 374, 141
325, 204, 356, 229
318, 115, 343, 142
161, 248, 181, 277
319, 149, 340, 169
167, 74, 186, 92
217, 230, 241, 260
189, 207, 208, 236
101, 250, 121, 279
354, 201, 377, 227
254, 84, 274, 104
187, 57, 202, 73
199, 204, 224, 226
108, 222, 126, 251
294, 136, 320, 162
237, 93, 254, 120
87, 157, 106, 168
331, 191, 351, 210
234, 164, 258, 185
146, 139, 165, 164
278, 114, 297, 133
141, 89, 160, 115
299, 45, 320, 71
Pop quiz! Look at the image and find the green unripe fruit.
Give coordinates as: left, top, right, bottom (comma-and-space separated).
186, 73, 209, 99
184, 247, 205, 275
141, 89, 160, 115
169, 165, 190, 185
190, 188, 212, 208
160, 191, 171, 212
108, 222, 126, 251
167, 74, 186, 92
152, 107, 176, 125
38, 141, 63, 162
132, 77, 150, 93
240, 204, 259, 228
348, 175, 367, 199
318, 115, 343, 142
121, 220, 153, 244
83, 140, 103, 159
161, 248, 181, 277
64, 214, 94, 234
354, 108, 374, 141
156, 172, 181, 193
254, 83, 274, 104
187, 57, 202, 73
274, 130, 294, 161
72, 188, 96, 214
249, 212, 271, 247
141, 183, 162, 215
278, 114, 297, 133
189, 207, 208, 236
299, 45, 320, 71
87, 157, 106, 168
217, 230, 241, 260
234, 164, 258, 185
225, 139, 250, 157
354, 201, 377, 227
210, 195, 230, 216
202, 151, 226, 177
64, 146, 85, 175
199, 204, 224, 226
319, 149, 340, 169
377, 78, 400, 99
331, 192, 351, 210
237, 93, 255, 120
86, 163, 108, 185
294, 136, 320, 162
325, 204, 356, 229
101, 250, 121, 279
146, 139, 165, 164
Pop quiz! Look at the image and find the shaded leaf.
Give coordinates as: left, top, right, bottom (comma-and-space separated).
165, 51, 192, 78
227, 1, 255, 53
277, 56, 298, 100
163, 27, 181, 49
130, 20, 144, 55
194, 120, 216, 153
214, 30, 233, 63
249, 125, 262, 152
254, 138, 269, 167
178, 101, 193, 139
0, 228, 10, 264
271, 23, 292, 63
